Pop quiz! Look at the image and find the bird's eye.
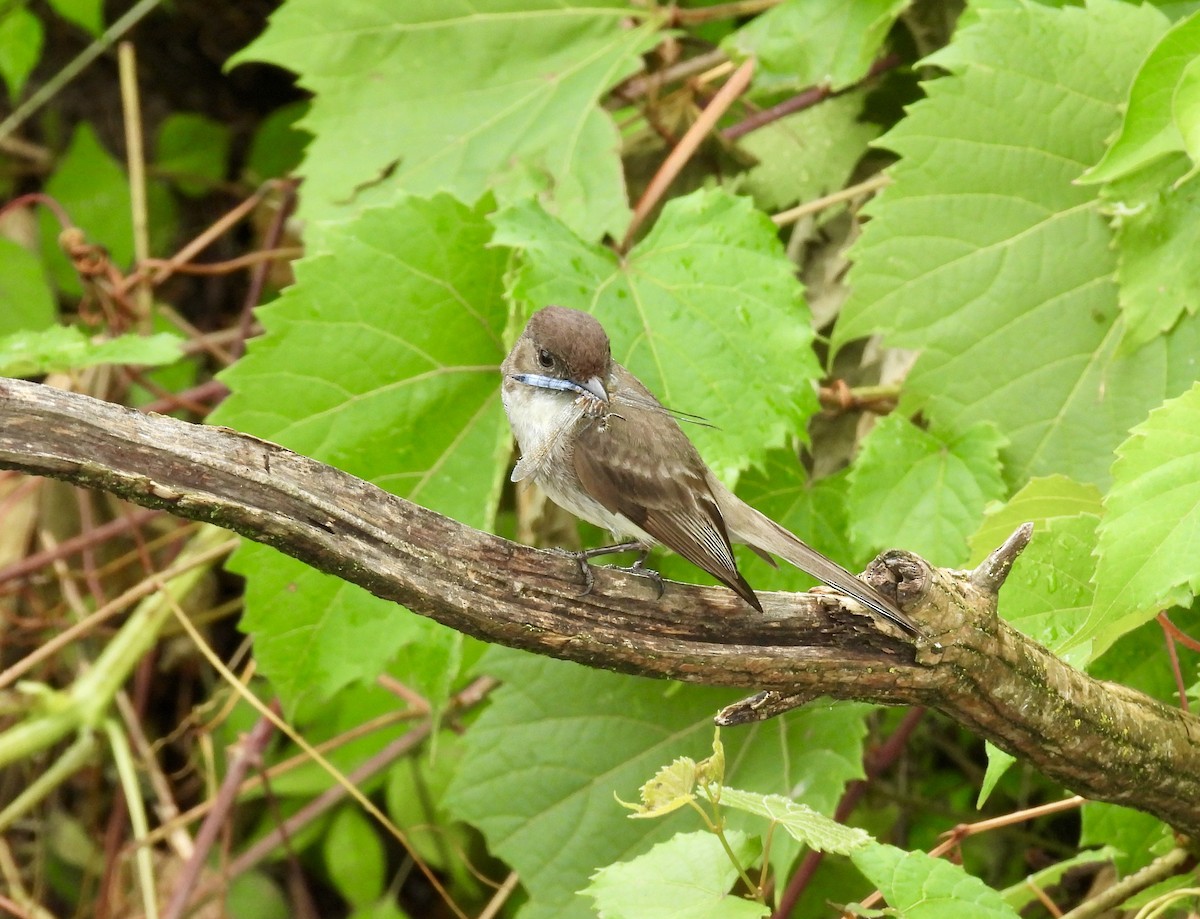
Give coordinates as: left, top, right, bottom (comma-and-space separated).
537, 349, 554, 368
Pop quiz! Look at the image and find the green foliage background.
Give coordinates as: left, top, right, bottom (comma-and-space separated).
3, 0, 1200, 915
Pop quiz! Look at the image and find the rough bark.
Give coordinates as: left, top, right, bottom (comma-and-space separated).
1, 377, 1198, 837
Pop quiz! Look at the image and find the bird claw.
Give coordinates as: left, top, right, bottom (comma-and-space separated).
617, 557, 665, 599
551, 543, 662, 599
549, 547, 597, 595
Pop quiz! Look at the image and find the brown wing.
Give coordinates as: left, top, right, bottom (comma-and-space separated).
573, 369, 761, 611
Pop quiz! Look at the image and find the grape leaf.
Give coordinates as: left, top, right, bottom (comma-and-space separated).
737, 92, 880, 213
583, 831, 768, 919
847, 416, 1006, 566
836, 0, 1200, 488
968, 475, 1102, 651
210, 194, 509, 709
1081, 7, 1200, 183
724, 0, 909, 94
495, 189, 820, 483
1065, 382, 1200, 663
714, 788, 871, 855
1080, 802, 1171, 875
1176, 56, 1200, 163
445, 650, 869, 919
231, 0, 658, 240
850, 844, 1021, 918
1103, 155, 1200, 351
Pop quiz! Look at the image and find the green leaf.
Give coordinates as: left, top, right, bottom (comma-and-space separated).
1176, 56, 1200, 163
496, 189, 820, 482
1081, 7, 1199, 183
231, 0, 658, 240
155, 113, 232, 196
837, 0, 1200, 488
724, 0, 909, 94
41, 123, 132, 294
847, 417, 1006, 566
1104, 156, 1200, 351
0, 238, 56, 335
850, 844, 1021, 918
968, 475, 1102, 652
47, 0, 104, 36
737, 92, 880, 213
445, 651, 869, 919
324, 806, 386, 907
1065, 382, 1200, 663
1080, 802, 1171, 875
713, 788, 871, 855
624, 757, 703, 818
210, 194, 510, 709
346, 900, 412, 919
0, 5, 43, 101
583, 830, 768, 919
0, 326, 183, 378
225, 873, 291, 919
244, 100, 310, 184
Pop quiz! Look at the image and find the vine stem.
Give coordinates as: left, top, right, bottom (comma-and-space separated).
621, 58, 756, 252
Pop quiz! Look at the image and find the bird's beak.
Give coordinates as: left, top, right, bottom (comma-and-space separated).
510, 373, 609, 404
578, 375, 609, 404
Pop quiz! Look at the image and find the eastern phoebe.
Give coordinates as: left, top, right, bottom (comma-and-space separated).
500, 305, 921, 636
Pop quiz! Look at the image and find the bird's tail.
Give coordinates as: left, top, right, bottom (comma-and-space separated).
713, 479, 923, 636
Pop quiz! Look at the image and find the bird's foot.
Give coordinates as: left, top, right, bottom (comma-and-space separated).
614, 555, 665, 599
553, 542, 653, 597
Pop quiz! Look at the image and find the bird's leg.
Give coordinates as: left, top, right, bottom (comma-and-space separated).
556, 541, 653, 597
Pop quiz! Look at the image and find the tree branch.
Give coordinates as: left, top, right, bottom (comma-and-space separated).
1, 378, 1198, 837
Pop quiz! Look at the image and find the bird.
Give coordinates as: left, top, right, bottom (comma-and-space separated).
499, 305, 922, 636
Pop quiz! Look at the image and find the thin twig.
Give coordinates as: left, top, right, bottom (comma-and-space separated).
722, 54, 901, 142
672, 0, 782, 24
164, 590, 470, 919
1060, 846, 1194, 919
1159, 612, 1200, 653
0, 532, 230, 690
231, 180, 298, 360
773, 174, 892, 227
139, 247, 303, 276
1159, 613, 1191, 713
0, 0, 166, 142
849, 795, 1088, 914
477, 871, 521, 919
116, 692, 195, 860
617, 49, 728, 101
118, 42, 152, 325
621, 59, 756, 251
161, 704, 279, 919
